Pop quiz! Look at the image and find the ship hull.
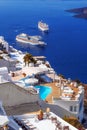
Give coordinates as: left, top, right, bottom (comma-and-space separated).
38, 22, 49, 32
16, 37, 45, 46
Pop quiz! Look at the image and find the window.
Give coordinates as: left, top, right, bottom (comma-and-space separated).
74, 106, 77, 112
70, 106, 73, 112
79, 100, 83, 112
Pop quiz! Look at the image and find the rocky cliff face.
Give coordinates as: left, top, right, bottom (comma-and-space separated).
66, 7, 87, 19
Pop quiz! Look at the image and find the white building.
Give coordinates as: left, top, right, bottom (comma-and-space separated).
0, 36, 9, 53
0, 67, 11, 82
0, 102, 23, 130
0, 102, 79, 130
0, 56, 17, 72
12, 112, 78, 130
0, 102, 9, 130
52, 81, 84, 122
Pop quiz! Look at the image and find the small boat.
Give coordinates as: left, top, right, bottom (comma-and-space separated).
38, 21, 49, 32
16, 33, 46, 46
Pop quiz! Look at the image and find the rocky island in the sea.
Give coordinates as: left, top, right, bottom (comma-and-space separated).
66, 7, 87, 19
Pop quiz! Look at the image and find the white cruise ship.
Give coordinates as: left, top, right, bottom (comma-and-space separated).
38, 21, 49, 32
16, 33, 46, 46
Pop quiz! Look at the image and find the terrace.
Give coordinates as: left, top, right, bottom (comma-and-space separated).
11, 70, 84, 103
44, 79, 84, 103
12, 112, 78, 130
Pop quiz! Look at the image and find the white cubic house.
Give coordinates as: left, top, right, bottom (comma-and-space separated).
52, 80, 84, 122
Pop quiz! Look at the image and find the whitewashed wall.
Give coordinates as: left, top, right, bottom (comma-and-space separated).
0, 82, 39, 106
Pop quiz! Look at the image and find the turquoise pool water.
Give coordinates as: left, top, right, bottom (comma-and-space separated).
19, 78, 52, 100
35, 85, 52, 100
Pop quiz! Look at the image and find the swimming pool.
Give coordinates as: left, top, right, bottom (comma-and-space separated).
35, 85, 52, 100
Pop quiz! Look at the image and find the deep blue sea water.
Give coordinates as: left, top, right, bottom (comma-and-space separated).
0, 0, 87, 83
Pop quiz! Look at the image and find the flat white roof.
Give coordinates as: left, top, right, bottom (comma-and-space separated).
22, 66, 48, 76
14, 112, 78, 130
0, 67, 8, 74
0, 115, 9, 127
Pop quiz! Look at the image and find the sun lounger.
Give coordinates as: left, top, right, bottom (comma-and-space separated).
51, 116, 57, 123
63, 126, 69, 130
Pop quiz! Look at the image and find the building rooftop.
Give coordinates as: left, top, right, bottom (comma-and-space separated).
0, 102, 9, 128
0, 102, 7, 115
0, 107, 5, 115
33, 56, 46, 60
12, 112, 78, 130
4, 103, 41, 116
0, 115, 9, 127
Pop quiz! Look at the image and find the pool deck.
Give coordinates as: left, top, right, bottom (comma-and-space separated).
43, 82, 61, 103
9, 70, 63, 115
11, 73, 61, 104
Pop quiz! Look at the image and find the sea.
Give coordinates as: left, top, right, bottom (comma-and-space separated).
0, 0, 87, 83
